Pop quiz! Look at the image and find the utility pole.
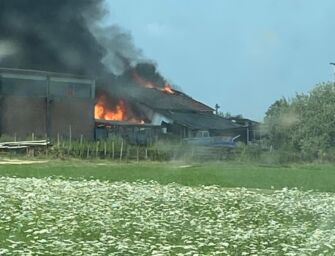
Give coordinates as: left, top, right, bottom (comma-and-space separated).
215, 104, 220, 115
330, 62, 335, 82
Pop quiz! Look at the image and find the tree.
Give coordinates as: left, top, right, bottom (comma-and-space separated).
264, 82, 335, 160
263, 97, 296, 150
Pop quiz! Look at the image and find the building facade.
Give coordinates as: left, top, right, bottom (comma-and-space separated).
0, 68, 95, 139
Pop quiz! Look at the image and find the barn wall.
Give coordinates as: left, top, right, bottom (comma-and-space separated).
0, 96, 47, 137
0, 69, 95, 139
49, 98, 94, 139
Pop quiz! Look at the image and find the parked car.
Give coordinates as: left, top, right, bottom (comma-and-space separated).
183, 130, 239, 148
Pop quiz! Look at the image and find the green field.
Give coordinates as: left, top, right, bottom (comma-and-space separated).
0, 160, 335, 255
0, 160, 335, 192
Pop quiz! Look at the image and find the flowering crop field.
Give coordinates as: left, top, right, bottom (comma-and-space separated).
0, 177, 335, 255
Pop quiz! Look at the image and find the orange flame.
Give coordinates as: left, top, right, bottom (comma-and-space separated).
95, 95, 126, 121
161, 84, 174, 94
132, 71, 155, 88
133, 71, 175, 94
94, 94, 145, 123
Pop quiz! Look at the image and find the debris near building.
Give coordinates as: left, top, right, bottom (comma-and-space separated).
0, 139, 50, 149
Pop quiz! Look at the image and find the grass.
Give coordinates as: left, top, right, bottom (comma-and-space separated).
0, 159, 334, 192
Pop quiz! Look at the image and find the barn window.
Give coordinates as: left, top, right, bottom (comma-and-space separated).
49, 77, 92, 98
0, 74, 47, 97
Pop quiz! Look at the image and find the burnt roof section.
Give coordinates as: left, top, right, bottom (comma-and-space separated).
115, 86, 214, 112
160, 110, 241, 130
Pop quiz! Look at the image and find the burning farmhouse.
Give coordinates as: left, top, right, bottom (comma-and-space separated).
0, 65, 248, 145
0, 0, 257, 145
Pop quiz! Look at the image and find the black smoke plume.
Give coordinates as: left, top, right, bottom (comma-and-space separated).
0, 0, 144, 78
0, 0, 173, 98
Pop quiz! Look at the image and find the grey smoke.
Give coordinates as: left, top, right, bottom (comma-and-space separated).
0, 0, 146, 78
92, 25, 145, 75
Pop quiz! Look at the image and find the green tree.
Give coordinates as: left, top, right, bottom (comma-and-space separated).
264, 97, 297, 149
264, 82, 335, 160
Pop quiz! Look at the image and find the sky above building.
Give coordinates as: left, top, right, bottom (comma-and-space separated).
105, 0, 335, 121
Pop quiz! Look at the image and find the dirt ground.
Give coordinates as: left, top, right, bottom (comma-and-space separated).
0, 159, 48, 165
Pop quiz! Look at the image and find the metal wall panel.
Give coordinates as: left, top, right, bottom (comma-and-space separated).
49, 98, 94, 139
0, 69, 95, 139
0, 96, 47, 138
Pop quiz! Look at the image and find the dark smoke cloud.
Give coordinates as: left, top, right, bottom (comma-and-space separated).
0, 0, 173, 93
0, 0, 142, 77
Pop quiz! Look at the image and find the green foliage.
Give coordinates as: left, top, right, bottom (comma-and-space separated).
264, 82, 335, 161
237, 143, 263, 162
1, 160, 335, 192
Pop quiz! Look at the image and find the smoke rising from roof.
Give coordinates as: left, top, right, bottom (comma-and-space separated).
0, 0, 157, 80
92, 25, 144, 76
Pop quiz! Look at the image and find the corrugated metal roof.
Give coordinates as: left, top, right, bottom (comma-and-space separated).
118, 86, 214, 112
159, 110, 241, 130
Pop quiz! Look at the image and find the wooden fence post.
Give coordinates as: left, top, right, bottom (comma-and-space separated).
87, 145, 90, 159
145, 148, 148, 160
31, 133, 35, 156
80, 135, 83, 158
104, 141, 107, 158
45, 133, 48, 157
95, 141, 99, 158
112, 141, 115, 160
68, 125, 72, 154
126, 146, 131, 161
119, 139, 123, 161
136, 146, 139, 162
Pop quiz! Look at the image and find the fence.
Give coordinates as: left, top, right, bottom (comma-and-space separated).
0, 133, 239, 162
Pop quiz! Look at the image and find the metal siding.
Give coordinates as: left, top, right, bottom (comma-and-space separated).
0, 69, 95, 139
0, 96, 47, 137
49, 98, 94, 139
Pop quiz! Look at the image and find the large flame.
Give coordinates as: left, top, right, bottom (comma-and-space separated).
95, 95, 126, 121
95, 93, 145, 123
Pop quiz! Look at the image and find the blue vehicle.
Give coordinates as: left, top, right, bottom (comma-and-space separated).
183, 131, 239, 148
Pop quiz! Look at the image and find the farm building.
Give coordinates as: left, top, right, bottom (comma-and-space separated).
226, 116, 260, 143
0, 67, 251, 144
0, 68, 95, 139
94, 84, 242, 143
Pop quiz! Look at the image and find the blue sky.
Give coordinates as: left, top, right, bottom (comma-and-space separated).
105, 0, 335, 121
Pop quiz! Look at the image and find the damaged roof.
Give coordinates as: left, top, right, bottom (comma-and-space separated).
159, 110, 241, 130
116, 86, 214, 112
